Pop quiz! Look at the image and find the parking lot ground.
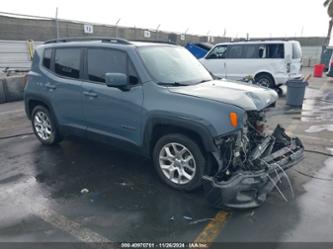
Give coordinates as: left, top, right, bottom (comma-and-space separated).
0, 68, 332, 246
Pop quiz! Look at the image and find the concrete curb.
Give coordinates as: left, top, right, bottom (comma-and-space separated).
0, 75, 26, 104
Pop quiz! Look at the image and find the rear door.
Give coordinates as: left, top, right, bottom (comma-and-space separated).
43, 47, 85, 134
200, 45, 227, 78
82, 47, 144, 148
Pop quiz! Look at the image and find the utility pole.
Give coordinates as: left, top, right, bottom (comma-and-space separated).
55, 7, 59, 39
156, 24, 161, 40
115, 18, 121, 37
207, 30, 210, 42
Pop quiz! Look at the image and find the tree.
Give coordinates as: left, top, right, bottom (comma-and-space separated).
323, 0, 333, 48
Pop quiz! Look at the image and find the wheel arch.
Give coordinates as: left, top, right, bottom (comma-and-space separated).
254, 71, 276, 85
25, 95, 55, 120
143, 117, 217, 157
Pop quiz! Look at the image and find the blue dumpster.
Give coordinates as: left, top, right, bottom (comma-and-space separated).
185, 42, 213, 59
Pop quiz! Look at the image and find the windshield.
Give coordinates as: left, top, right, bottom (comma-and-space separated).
138, 46, 213, 85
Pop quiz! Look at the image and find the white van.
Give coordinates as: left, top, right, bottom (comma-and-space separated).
200, 40, 302, 90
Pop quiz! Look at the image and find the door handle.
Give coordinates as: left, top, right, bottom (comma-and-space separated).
83, 91, 98, 98
45, 82, 56, 90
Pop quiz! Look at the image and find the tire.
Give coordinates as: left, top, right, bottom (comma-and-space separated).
153, 133, 207, 191
31, 105, 62, 145
275, 87, 283, 97
255, 74, 275, 89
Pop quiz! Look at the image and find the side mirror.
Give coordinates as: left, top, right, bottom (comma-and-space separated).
105, 73, 128, 88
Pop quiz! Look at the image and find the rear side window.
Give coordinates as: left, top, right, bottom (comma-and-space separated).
54, 48, 81, 79
267, 44, 284, 58
43, 48, 52, 69
241, 44, 265, 58
87, 48, 127, 83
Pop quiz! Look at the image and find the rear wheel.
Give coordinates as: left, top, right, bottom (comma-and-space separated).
255, 74, 275, 89
31, 105, 62, 145
153, 134, 206, 191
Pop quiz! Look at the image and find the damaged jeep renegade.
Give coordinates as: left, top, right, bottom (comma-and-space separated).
24, 37, 304, 209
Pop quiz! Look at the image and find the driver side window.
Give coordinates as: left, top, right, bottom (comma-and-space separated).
206, 45, 228, 59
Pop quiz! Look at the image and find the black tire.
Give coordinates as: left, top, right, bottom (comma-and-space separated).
153, 133, 207, 191
275, 87, 283, 97
31, 105, 62, 145
255, 74, 275, 89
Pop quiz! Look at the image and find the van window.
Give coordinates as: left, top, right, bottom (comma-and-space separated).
227, 45, 243, 58
54, 48, 81, 79
242, 44, 266, 59
258, 45, 266, 58
43, 48, 52, 69
87, 48, 127, 83
292, 42, 302, 59
267, 44, 284, 58
206, 45, 227, 59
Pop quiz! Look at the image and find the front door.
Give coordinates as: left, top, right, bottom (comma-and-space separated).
82, 48, 144, 148
200, 45, 227, 78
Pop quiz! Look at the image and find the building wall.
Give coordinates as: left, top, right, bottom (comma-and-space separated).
0, 40, 42, 69
0, 15, 233, 44
0, 14, 325, 69
302, 46, 322, 67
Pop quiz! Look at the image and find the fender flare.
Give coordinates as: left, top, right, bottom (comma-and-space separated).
25, 94, 57, 121
142, 113, 218, 156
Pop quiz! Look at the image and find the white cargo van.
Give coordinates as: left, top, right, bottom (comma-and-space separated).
200, 40, 302, 91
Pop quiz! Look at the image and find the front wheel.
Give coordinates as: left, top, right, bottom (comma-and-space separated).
153, 134, 207, 191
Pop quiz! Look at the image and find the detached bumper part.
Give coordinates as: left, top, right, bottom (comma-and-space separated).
203, 125, 304, 209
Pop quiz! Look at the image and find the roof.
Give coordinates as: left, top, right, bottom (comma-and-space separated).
43, 37, 177, 48
215, 40, 299, 46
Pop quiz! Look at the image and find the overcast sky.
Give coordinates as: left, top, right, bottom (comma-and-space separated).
0, 0, 330, 38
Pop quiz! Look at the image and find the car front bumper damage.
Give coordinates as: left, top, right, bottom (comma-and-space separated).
203, 125, 304, 209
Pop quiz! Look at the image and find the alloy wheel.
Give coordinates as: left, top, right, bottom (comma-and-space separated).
159, 142, 196, 185
33, 111, 54, 141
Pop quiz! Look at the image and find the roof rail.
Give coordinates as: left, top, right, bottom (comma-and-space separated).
131, 39, 177, 45
44, 37, 131, 45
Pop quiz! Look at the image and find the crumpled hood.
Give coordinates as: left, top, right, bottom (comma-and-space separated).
168, 79, 278, 110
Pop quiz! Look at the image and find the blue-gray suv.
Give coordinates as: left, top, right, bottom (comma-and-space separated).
24, 37, 304, 208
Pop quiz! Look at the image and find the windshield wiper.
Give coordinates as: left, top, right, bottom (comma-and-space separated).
194, 79, 212, 84
158, 82, 189, 86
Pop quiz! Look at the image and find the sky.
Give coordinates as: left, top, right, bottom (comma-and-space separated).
0, 0, 330, 38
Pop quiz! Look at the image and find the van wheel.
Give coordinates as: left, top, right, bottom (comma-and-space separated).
255, 74, 275, 89
31, 105, 62, 145
153, 134, 206, 191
